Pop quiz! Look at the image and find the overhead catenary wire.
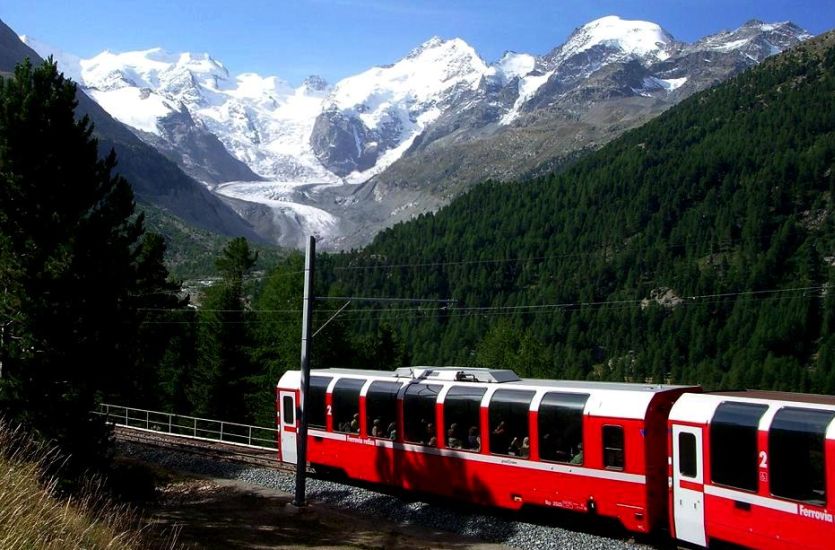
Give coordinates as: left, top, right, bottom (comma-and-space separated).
136, 285, 827, 324
137, 292, 823, 325
326, 287, 827, 322
327, 232, 797, 272
141, 231, 815, 303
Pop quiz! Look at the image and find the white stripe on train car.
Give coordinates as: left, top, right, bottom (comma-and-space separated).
585, 389, 655, 420
277, 370, 301, 389
758, 405, 779, 432
703, 485, 799, 514
308, 428, 646, 485
668, 393, 719, 424
827, 418, 835, 441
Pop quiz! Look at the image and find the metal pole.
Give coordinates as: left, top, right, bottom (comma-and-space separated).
294, 235, 315, 507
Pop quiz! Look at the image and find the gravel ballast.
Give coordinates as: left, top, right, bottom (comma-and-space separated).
119, 442, 657, 550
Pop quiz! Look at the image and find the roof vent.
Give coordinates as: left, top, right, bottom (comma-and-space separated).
393, 366, 520, 383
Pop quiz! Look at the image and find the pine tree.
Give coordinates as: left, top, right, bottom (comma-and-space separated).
121, 233, 190, 408
188, 237, 258, 422
0, 58, 147, 473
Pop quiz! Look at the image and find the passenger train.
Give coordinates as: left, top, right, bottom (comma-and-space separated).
276, 367, 835, 549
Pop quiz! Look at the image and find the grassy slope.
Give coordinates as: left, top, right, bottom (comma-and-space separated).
0, 426, 147, 549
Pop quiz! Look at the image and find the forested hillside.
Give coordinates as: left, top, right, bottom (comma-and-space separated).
310, 32, 835, 393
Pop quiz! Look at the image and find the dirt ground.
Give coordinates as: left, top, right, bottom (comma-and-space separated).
144, 476, 510, 550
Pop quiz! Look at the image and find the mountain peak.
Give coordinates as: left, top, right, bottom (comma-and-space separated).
407, 36, 476, 60
409, 35, 445, 55
559, 15, 676, 63
689, 19, 812, 59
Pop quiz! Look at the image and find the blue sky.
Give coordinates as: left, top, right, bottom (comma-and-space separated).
2, 1, 833, 85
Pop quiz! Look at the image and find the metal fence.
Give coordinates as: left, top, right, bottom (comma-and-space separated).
95, 403, 278, 451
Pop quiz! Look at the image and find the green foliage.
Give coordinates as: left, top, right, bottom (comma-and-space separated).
0, 58, 140, 470
188, 238, 258, 422
119, 232, 191, 409
0, 58, 183, 474
474, 320, 549, 378
140, 202, 285, 280
248, 253, 305, 425
215, 236, 258, 283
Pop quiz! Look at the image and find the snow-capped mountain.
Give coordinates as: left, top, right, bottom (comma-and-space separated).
370, 17, 813, 205
686, 19, 812, 60
3, 28, 261, 242
18, 16, 813, 250
544, 16, 677, 69
18, 40, 318, 184
311, 37, 492, 181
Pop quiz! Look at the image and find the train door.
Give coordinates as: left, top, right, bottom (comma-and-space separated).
672, 424, 706, 546
279, 391, 297, 464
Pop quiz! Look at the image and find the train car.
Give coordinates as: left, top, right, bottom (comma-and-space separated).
668, 391, 835, 549
277, 366, 698, 533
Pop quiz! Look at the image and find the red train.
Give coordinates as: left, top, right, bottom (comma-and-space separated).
276, 367, 835, 549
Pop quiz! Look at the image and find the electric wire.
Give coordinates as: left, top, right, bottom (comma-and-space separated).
137, 285, 827, 324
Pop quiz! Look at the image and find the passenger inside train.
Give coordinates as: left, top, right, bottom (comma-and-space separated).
570, 443, 583, 465
447, 423, 463, 448
371, 418, 383, 437
468, 426, 480, 451
425, 422, 435, 445
520, 436, 530, 458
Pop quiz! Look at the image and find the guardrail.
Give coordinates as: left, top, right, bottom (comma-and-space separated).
95, 403, 278, 451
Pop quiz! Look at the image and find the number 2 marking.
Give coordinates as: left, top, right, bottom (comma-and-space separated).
759, 450, 768, 468
327, 404, 332, 416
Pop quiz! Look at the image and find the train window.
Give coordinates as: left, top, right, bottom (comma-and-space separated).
403, 383, 442, 445
769, 407, 835, 505
308, 376, 331, 429
366, 381, 402, 440
678, 432, 697, 478
444, 386, 486, 451
538, 392, 588, 463
282, 395, 294, 425
710, 402, 768, 491
332, 378, 365, 434
603, 425, 625, 470
489, 390, 535, 458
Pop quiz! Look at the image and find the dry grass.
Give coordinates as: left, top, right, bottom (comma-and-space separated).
0, 421, 176, 549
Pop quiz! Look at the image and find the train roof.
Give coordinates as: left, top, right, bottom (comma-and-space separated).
708, 390, 835, 406
514, 378, 692, 393
305, 367, 692, 393
278, 367, 698, 420
670, 390, 835, 426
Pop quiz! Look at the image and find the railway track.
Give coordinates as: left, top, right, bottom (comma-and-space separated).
112, 425, 294, 471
